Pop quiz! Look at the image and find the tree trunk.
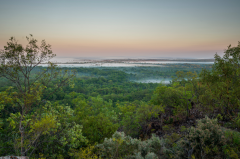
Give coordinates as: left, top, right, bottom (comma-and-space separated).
21, 130, 25, 156
20, 115, 25, 156
160, 113, 163, 129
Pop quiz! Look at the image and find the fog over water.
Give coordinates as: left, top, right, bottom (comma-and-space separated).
42, 57, 213, 84
132, 79, 172, 84
48, 57, 214, 67
40, 63, 165, 67
49, 57, 214, 63
40, 62, 213, 67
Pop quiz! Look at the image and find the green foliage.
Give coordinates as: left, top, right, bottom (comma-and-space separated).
164, 118, 173, 124
97, 131, 168, 159
187, 116, 226, 158
233, 113, 240, 128
151, 82, 194, 120
223, 129, 240, 158
117, 103, 138, 136
74, 96, 119, 144
0, 35, 75, 156
162, 125, 172, 132
30, 102, 87, 158
180, 126, 187, 132
145, 152, 158, 159
165, 133, 181, 145
169, 117, 240, 159
97, 131, 140, 158
2, 36, 240, 158
136, 102, 164, 124
117, 102, 164, 137
216, 114, 223, 121
199, 42, 240, 118
69, 145, 99, 159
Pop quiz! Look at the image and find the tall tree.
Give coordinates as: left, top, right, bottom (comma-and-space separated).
199, 42, 240, 119
0, 35, 75, 156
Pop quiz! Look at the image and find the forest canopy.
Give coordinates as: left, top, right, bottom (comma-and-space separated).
0, 37, 240, 158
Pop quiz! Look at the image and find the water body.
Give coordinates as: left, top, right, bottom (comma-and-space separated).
126, 61, 214, 64
39, 60, 212, 84
40, 63, 164, 67
40, 61, 213, 67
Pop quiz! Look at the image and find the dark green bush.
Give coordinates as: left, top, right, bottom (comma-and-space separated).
172, 116, 240, 159
187, 116, 226, 158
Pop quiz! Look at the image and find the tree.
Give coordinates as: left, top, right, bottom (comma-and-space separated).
74, 96, 119, 144
28, 102, 87, 158
0, 35, 75, 156
199, 42, 240, 119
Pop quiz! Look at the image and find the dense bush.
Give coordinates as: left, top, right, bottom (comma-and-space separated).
97, 131, 169, 159
95, 117, 240, 159
117, 102, 164, 138
172, 117, 240, 159
187, 116, 226, 158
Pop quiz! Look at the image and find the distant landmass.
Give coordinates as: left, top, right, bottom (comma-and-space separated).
49, 57, 215, 64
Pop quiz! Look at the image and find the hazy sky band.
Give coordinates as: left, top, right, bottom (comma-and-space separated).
0, 0, 240, 58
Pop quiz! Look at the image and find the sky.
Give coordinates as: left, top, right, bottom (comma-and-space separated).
0, 0, 240, 59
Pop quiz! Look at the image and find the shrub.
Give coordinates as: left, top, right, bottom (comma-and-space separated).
180, 125, 187, 132
97, 132, 168, 159
165, 133, 181, 145
187, 116, 226, 158
223, 129, 240, 158
170, 138, 191, 159
69, 145, 99, 159
145, 152, 158, 159
233, 113, 240, 128
97, 131, 140, 158
170, 116, 240, 159
143, 134, 169, 158
162, 124, 174, 133
93, 117, 240, 159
